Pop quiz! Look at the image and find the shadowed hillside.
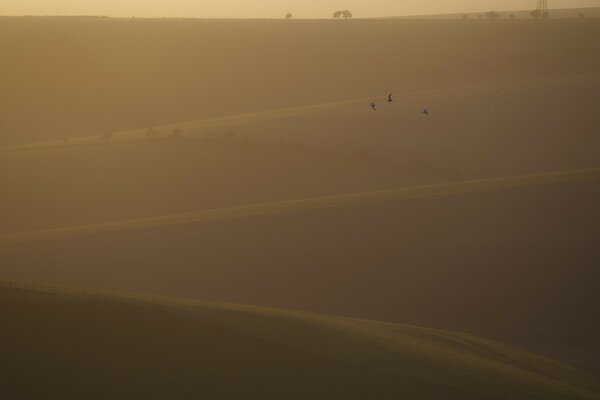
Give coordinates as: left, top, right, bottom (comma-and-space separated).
1, 284, 598, 400
2, 175, 599, 373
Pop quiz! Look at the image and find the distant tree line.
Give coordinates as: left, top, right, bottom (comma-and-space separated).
530, 9, 549, 19
464, 12, 515, 20
485, 11, 500, 20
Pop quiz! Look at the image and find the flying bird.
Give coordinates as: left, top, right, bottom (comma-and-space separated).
422, 108, 430, 116
370, 102, 377, 111
387, 93, 393, 102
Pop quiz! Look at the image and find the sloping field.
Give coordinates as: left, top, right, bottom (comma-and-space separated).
1, 17, 598, 146
1, 15, 599, 388
0, 138, 400, 234
2, 73, 598, 234
2, 174, 599, 373
1, 167, 598, 245
1, 284, 598, 400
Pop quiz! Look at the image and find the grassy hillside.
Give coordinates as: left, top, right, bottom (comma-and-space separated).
2, 175, 599, 373
1, 15, 598, 391
0, 139, 399, 234
0, 17, 598, 146
1, 167, 598, 245
2, 73, 598, 234
1, 284, 598, 400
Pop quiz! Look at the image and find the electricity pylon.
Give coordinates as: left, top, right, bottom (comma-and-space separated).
536, 0, 549, 18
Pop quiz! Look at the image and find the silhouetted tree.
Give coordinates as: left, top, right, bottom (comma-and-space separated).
485, 11, 500, 20
333, 10, 343, 19
342, 10, 353, 19
286, 13, 293, 19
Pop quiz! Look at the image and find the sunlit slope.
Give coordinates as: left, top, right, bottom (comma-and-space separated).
1, 17, 599, 146
1, 285, 598, 400
2, 176, 599, 372
2, 75, 598, 234
4, 75, 599, 179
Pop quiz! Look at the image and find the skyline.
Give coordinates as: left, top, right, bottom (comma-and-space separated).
2, 0, 600, 18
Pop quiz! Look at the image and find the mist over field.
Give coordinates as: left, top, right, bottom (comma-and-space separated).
1, 2, 599, 399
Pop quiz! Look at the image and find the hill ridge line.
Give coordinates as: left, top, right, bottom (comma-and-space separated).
1, 167, 599, 246
0, 86, 452, 154
3, 73, 597, 154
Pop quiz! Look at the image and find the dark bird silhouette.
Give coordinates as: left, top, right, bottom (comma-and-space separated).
387, 93, 393, 102
422, 108, 430, 116
370, 102, 377, 111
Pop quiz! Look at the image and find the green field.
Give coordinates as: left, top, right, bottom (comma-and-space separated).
1, 283, 598, 399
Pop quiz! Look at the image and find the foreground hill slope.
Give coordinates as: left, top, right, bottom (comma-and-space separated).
1, 284, 598, 400
2, 171, 599, 372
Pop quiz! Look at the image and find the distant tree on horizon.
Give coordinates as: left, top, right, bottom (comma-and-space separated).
286, 13, 293, 20
342, 10, 353, 19
485, 11, 500, 20
530, 9, 549, 19
333, 10, 343, 19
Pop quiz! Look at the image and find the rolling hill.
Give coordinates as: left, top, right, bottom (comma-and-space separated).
2, 171, 599, 373
1, 167, 598, 245
1, 283, 598, 399
1, 73, 598, 234
1, 15, 599, 389
1, 17, 599, 146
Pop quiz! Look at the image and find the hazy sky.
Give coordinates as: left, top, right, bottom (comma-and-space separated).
2, 0, 600, 18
